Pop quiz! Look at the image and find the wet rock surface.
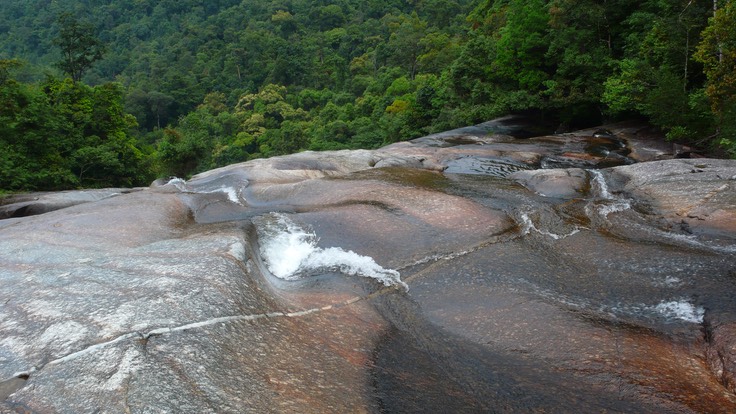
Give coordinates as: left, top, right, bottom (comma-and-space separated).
609, 159, 736, 238
0, 189, 139, 219
1, 117, 735, 413
508, 168, 589, 198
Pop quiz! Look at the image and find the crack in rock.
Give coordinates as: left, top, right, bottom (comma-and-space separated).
4, 291, 386, 384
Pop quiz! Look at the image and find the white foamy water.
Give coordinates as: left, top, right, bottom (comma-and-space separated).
255, 213, 407, 289
213, 186, 242, 204
519, 212, 580, 240
647, 227, 736, 254
586, 170, 632, 218
589, 170, 613, 199
595, 200, 632, 216
654, 300, 704, 323
164, 177, 243, 205
656, 276, 682, 287
607, 299, 705, 324
166, 177, 189, 191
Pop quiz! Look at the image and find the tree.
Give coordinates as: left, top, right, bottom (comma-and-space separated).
545, 0, 629, 121
490, 0, 551, 109
43, 77, 146, 187
384, 13, 428, 80
696, 0, 736, 154
0, 59, 23, 84
148, 91, 175, 129
53, 13, 105, 82
0, 61, 74, 190
601, 1, 715, 143
1, 58, 149, 191
3, 0, 732, 163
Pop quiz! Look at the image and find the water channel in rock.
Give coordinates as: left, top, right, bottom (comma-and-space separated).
170, 117, 734, 412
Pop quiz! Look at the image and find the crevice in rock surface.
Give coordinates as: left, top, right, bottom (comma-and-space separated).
0, 374, 29, 401
0, 189, 138, 220
704, 310, 736, 394
7, 286, 401, 382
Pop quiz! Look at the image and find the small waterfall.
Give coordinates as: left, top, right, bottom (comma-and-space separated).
588, 170, 613, 200
253, 213, 407, 289
586, 170, 735, 253
587, 170, 631, 217
163, 177, 245, 205
165, 177, 189, 192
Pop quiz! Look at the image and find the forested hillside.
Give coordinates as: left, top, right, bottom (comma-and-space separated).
1, 0, 734, 190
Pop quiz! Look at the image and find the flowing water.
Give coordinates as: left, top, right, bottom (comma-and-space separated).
253, 212, 407, 289
5, 118, 736, 412
163, 117, 736, 412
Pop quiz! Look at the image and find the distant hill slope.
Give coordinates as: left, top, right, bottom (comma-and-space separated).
1, 0, 733, 190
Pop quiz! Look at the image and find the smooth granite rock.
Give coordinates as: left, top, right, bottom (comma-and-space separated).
2, 119, 735, 413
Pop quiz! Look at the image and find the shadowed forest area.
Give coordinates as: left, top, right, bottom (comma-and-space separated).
1, 0, 734, 190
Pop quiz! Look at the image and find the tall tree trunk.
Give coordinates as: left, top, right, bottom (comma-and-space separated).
684, 27, 690, 92
715, 0, 723, 62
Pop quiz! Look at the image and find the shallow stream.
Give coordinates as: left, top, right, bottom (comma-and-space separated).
176, 118, 736, 412
2, 117, 734, 412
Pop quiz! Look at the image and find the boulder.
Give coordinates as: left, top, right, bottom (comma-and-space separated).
509, 168, 589, 198
0, 189, 138, 219
608, 159, 736, 238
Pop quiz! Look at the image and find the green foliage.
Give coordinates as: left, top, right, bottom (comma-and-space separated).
1, 0, 734, 191
0, 60, 150, 191
599, 0, 717, 143
54, 13, 105, 82
695, 0, 736, 155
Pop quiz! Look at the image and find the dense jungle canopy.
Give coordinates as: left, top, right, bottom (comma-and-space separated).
1, 0, 735, 190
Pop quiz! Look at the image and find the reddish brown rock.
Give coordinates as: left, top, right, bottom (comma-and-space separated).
609, 159, 736, 238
